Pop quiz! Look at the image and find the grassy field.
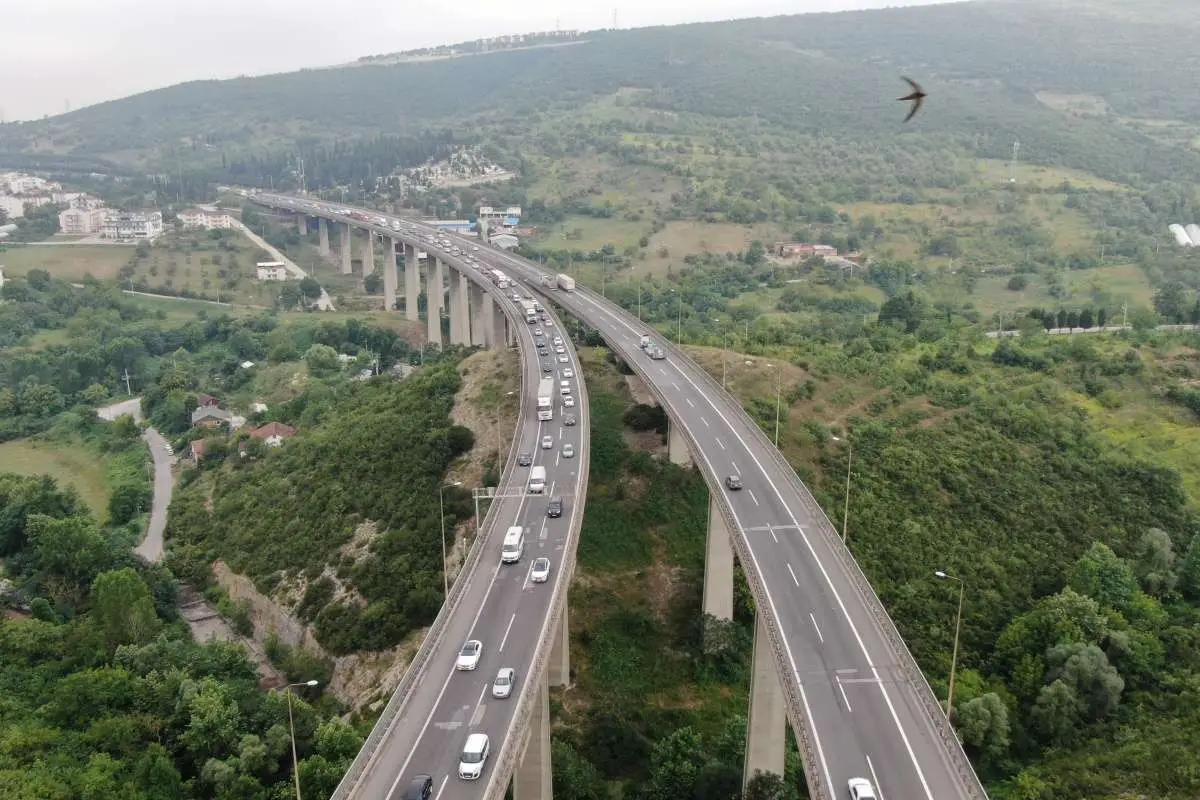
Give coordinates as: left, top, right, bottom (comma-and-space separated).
0, 244, 133, 281
0, 439, 111, 519
127, 230, 277, 306
962, 263, 1153, 318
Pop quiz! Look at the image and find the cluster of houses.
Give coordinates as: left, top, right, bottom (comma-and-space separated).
188, 393, 296, 462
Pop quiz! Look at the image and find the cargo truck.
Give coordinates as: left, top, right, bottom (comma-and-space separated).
556, 274, 575, 292
528, 465, 547, 494
540, 275, 553, 287
536, 377, 554, 421
520, 299, 538, 324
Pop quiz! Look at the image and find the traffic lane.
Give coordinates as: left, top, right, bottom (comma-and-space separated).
395, 519, 572, 799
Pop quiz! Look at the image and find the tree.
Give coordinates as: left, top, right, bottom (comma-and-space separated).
955, 692, 1010, 761
1153, 281, 1188, 323
1097, 306, 1108, 327
744, 770, 798, 800
1133, 528, 1176, 597
304, 344, 341, 376
299, 277, 322, 299
91, 568, 160, 648
551, 740, 606, 800
1045, 642, 1124, 721
278, 283, 303, 310
364, 273, 383, 294
1030, 679, 1082, 746
1178, 533, 1200, 600
1078, 307, 1094, 329
1067, 542, 1139, 612
641, 727, 706, 800
1006, 275, 1028, 291
108, 482, 152, 526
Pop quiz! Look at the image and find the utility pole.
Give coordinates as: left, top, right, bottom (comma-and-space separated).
1122, 302, 1129, 327
121, 369, 133, 396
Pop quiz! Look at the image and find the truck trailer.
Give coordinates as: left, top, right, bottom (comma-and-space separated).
536, 377, 554, 422
556, 274, 575, 292
520, 299, 538, 324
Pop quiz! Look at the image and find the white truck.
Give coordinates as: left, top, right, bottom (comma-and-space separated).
537, 377, 554, 422
520, 299, 538, 324
556, 274, 575, 292
639, 334, 651, 349
528, 466, 547, 494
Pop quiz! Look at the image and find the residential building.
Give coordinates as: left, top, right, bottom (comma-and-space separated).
58, 206, 105, 234
0, 195, 53, 220
191, 405, 231, 428
1, 172, 57, 195
178, 207, 234, 230
256, 262, 290, 281
249, 421, 296, 448
189, 440, 208, 462
197, 393, 220, 407
774, 242, 838, 259
102, 210, 163, 241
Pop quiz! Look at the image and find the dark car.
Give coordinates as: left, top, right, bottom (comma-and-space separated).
541, 361, 553, 374
563, 413, 577, 426
404, 775, 433, 800
547, 496, 563, 518
725, 474, 743, 491
517, 452, 533, 467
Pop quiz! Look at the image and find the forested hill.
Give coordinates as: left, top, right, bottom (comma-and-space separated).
1, 0, 1198, 184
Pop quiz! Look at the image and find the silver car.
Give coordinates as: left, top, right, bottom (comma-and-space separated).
530, 557, 551, 583
561, 443, 575, 459
541, 435, 554, 449
492, 667, 516, 699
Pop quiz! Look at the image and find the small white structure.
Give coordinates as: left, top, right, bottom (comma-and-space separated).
256, 262, 290, 281
1169, 223, 1194, 247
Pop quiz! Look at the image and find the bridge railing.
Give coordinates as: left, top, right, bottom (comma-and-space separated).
566, 282, 988, 800
328, 277, 530, 800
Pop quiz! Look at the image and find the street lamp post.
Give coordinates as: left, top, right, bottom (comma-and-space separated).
676, 291, 683, 344
766, 363, 782, 447
285, 679, 319, 800
439, 481, 463, 599
935, 571, 966, 719
717, 318, 728, 390
831, 435, 853, 544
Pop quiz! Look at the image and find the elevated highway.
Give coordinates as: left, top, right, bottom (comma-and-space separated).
247, 193, 987, 800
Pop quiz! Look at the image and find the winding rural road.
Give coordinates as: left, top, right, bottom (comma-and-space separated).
97, 397, 175, 563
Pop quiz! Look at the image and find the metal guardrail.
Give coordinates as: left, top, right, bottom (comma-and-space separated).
327, 244, 532, 800
480, 291, 591, 800
564, 282, 987, 800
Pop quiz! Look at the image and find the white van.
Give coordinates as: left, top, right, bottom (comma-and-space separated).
459, 733, 490, 780
501, 526, 525, 564
528, 465, 547, 494
560, 380, 572, 396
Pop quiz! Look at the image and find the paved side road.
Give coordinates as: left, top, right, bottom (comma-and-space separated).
96, 398, 176, 563
231, 218, 336, 311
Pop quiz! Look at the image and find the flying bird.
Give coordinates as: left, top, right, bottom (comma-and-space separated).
897, 77, 926, 123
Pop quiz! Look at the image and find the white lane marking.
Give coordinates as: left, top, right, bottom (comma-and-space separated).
770, 525, 779, 543
810, 613, 825, 644
716, 436, 725, 449
836, 675, 853, 713
555, 453, 560, 467
686, 398, 695, 408
732, 461, 739, 474
672, 382, 680, 390
787, 564, 799, 586
498, 613, 516, 653
469, 689, 486, 727
867, 755, 886, 800
435, 775, 448, 799
701, 416, 709, 427
384, 563, 500, 798
475, 684, 487, 710
748, 489, 760, 506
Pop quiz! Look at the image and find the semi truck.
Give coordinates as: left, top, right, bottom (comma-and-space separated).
520, 299, 538, 324
539, 275, 553, 288
556, 274, 575, 292
536, 377, 554, 421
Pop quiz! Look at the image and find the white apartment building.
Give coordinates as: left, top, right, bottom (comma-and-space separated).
59, 206, 105, 234
178, 207, 233, 230
0, 194, 53, 220
102, 210, 164, 241
1, 172, 57, 195
256, 262, 290, 281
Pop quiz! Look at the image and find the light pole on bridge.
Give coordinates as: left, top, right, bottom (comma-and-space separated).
935, 570, 966, 720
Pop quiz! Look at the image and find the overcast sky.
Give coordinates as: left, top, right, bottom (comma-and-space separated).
0, 0, 952, 122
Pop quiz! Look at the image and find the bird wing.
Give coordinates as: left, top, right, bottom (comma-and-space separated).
902, 94, 924, 123
902, 76, 923, 94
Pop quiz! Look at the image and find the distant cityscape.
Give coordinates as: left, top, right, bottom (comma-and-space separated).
0, 171, 163, 242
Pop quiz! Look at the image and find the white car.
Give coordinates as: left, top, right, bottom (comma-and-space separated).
561, 443, 575, 459
541, 435, 554, 449
458, 733, 490, 780
563, 395, 576, 407
554, 345, 566, 354
530, 557, 551, 583
557, 354, 569, 363
492, 667, 516, 699
534, 328, 544, 336
847, 778, 877, 800
456, 640, 482, 671
562, 368, 574, 379
552, 336, 563, 346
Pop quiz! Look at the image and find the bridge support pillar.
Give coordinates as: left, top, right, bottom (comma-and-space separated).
667, 418, 692, 467
340, 222, 353, 274
549, 602, 569, 687
449, 269, 470, 345
704, 495, 734, 620
513, 678, 552, 800
425, 260, 443, 347
492, 301, 508, 349
469, 283, 487, 346
744, 612, 787, 789
296, 214, 308, 236
383, 237, 398, 311
318, 218, 330, 256
404, 244, 420, 321
361, 229, 375, 278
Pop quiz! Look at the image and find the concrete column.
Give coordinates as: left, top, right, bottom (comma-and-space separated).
667, 418, 693, 467
404, 243, 419, 322
296, 214, 308, 236
447, 270, 463, 344
704, 495, 734, 621
512, 679, 552, 800
362, 228, 375, 278
469, 283, 487, 346
454, 271, 471, 345
482, 295, 497, 348
549, 602, 569, 687
744, 613, 787, 789
383, 237, 399, 311
425, 261, 442, 347
432, 258, 446, 321
341, 222, 352, 274
492, 302, 508, 349
318, 218, 330, 256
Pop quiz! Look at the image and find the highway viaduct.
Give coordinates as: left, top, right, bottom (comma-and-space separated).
249, 193, 989, 800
